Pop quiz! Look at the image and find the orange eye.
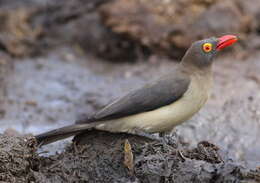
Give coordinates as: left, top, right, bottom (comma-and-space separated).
202, 43, 212, 53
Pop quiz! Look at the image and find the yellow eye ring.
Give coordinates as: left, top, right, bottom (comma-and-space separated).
202, 43, 212, 53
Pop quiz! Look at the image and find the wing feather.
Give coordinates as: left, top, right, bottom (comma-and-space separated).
78, 68, 190, 123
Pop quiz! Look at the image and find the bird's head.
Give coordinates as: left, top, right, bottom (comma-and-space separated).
181, 35, 238, 68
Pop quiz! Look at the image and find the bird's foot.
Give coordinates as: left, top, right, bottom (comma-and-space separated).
177, 150, 187, 162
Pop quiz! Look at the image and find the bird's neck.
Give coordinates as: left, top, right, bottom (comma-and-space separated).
179, 61, 212, 77
179, 61, 213, 100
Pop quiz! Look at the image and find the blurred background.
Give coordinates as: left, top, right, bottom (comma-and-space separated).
0, 0, 259, 165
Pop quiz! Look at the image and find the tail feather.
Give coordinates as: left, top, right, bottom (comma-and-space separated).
35, 123, 96, 146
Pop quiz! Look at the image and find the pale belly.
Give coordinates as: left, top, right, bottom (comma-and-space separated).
95, 75, 212, 133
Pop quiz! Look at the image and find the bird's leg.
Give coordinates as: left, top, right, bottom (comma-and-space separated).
159, 130, 172, 145
159, 130, 180, 148
131, 129, 161, 142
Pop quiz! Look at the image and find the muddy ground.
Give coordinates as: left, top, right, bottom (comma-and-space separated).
0, 0, 259, 182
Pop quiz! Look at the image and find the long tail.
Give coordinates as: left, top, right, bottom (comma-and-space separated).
35, 123, 98, 146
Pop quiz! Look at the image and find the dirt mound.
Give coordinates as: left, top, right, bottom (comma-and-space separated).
0, 120, 258, 182
30, 131, 259, 182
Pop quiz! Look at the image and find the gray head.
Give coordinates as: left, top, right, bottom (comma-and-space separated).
181, 35, 237, 68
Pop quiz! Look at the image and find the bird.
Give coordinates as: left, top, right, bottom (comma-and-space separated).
35, 35, 238, 145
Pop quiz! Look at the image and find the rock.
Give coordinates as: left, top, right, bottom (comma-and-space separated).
0, 0, 144, 61
0, 5, 43, 57
99, 0, 258, 59
0, 0, 259, 60
191, 1, 248, 37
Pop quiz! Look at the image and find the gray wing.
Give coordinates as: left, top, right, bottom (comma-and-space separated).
78, 69, 190, 123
